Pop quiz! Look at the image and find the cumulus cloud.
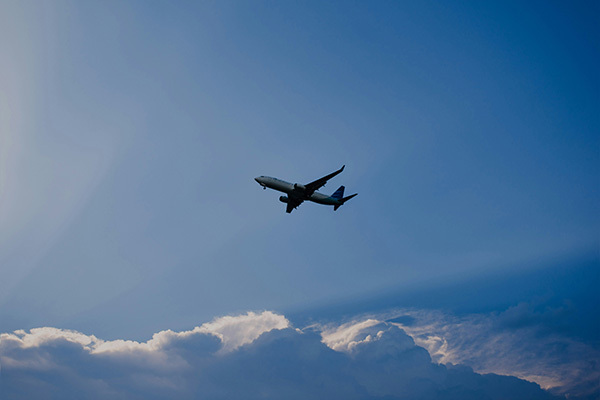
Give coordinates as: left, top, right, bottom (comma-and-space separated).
380, 308, 599, 400
0, 310, 563, 400
320, 318, 382, 352
198, 310, 290, 353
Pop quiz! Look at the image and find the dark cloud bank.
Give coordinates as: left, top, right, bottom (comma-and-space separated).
1, 312, 565, 400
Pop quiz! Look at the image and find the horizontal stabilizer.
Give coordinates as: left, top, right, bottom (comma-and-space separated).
334, 193, 357, 211
341, 193, 357, 203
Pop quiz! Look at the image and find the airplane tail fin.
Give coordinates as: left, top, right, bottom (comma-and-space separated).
331, 185, 345, 200
334, 193, 358, 211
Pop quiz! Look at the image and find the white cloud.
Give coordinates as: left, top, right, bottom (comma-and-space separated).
320, 318, 381, 352
0, 310, 562, 400
378, 308, 599, 399
2, 311, 288, 358
197, 310, 290, 352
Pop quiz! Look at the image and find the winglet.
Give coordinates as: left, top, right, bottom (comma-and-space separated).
304, 164, 347, 195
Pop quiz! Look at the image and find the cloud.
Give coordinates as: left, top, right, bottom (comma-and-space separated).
197, 310, 290, 353
382, 307, 599, 399
0, 310, 564, 400
320, 318, 382, 352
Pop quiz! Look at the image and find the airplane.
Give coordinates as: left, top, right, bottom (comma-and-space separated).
255, 165, 357, 213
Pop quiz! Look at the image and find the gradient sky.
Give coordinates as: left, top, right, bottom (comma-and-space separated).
1, 2, 598, 396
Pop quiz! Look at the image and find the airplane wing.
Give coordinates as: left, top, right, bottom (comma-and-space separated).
304, 165, 345, 196
286, 198, 303, 213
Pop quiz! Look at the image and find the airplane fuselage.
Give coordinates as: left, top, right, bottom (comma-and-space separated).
255, 165, 357, 213
254, 176, 341, 206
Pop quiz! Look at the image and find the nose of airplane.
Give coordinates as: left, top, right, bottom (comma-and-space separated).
255, 177, 266, 189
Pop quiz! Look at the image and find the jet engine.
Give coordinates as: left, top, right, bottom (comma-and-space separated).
279, 196, 289, 203
294, 183, 306, 191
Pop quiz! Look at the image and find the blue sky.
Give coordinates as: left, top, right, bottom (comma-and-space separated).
1, 1, 598, 398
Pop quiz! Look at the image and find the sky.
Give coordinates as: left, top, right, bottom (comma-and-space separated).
1, 1, 598, 399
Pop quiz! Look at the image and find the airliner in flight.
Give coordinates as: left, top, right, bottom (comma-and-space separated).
255, 165, 357, 213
